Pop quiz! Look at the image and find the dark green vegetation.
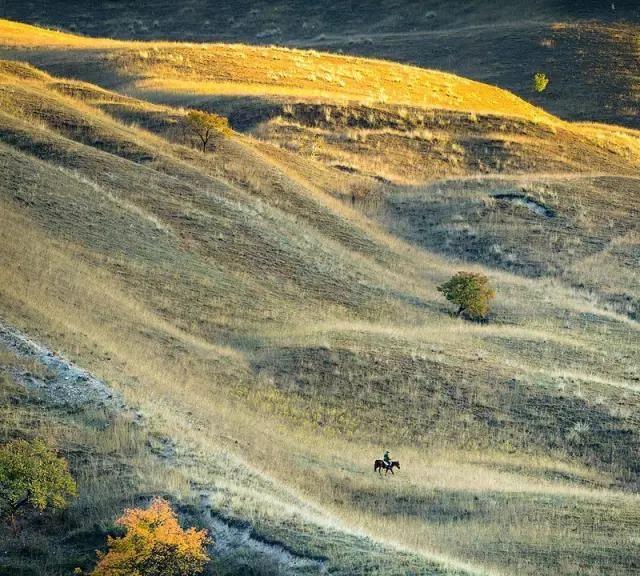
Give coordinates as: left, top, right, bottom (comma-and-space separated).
532, 72, 549, 94
0, 438, 76, 519
438, 272, 495, 319
0, 369, 151, 575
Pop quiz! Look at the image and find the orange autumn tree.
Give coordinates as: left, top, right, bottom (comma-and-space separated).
91, 497, 210, 576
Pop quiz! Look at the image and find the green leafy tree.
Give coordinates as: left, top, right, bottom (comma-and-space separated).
0, 439, 76, 519
90, 497, 210, 576
183, 110, 231, 153
532, 72, 549, 93
438, 272, 495, 320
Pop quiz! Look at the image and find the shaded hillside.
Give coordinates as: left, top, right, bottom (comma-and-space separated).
2, 1, 640, 127
308, 21, 640, 129
3, 1, 639, 41
381, 173, 640, 318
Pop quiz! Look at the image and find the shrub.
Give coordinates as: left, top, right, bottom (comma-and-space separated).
182, 110, 231, 153
532, 72, 549, 93
0, 439, 76, 519
438, 272, 495, 320
90, 497, 210, 576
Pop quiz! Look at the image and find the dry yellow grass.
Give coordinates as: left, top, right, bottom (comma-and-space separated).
0, 25, 638, 576
5, 18, 640, 179
0, 19, 554, 121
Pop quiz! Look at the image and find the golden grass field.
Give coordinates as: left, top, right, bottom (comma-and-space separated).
2, 1, 639, 128
0, 18, 638, 576
0, 19, 554, 121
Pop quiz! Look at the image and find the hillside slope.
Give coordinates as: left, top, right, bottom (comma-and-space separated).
2, 1, 640, 127
0, 23, 639, 576
1, 20, 638, 319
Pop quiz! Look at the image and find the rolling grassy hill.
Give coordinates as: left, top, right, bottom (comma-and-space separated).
0, 19, 639, 576
2, 1, 640, 128
3, 18, 636, 318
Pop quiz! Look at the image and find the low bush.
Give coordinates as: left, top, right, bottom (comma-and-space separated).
438, 271, 495, 320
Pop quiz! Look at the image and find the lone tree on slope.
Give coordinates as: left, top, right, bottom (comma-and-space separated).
90, 497, 210, 576
438, 271, 496, 320
0, 438, 76, 522
183, 110, 231, 153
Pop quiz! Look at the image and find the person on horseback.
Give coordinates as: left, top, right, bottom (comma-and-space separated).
374, 451, 399, 475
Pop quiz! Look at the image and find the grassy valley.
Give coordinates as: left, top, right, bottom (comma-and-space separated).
0, 16, 638, 576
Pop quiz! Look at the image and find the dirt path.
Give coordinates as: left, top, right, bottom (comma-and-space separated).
199, 493, 327, 574
0, 321, 124, 409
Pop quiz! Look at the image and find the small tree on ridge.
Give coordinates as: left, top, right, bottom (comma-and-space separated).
183, 110, 231, 153
438, 272, 495, 320
532, 72, 549, 93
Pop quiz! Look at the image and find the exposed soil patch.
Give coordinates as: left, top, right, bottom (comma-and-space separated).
492, 193, 555, 217
0, 321, 124, 409
199, 493, 328, 575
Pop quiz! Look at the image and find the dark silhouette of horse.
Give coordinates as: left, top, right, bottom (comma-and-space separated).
374, 459, 400, 475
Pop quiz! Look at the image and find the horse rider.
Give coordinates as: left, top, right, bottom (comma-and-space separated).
383, 450, 392, 469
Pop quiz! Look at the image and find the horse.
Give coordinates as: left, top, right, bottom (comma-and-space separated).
374, 459, 400, 475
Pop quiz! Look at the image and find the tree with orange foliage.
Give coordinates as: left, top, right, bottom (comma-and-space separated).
90, 497, 210, 576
